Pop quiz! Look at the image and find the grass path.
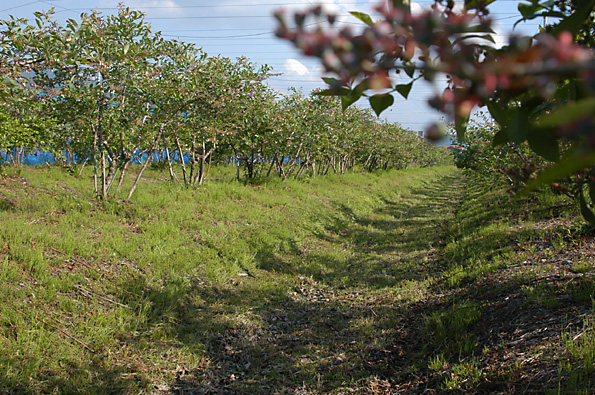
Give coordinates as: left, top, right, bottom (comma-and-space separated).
0, 165, 467, 394
161, 166, 468, 393
2, 165, 592, 393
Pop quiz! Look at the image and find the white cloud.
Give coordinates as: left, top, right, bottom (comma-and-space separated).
490, 23, 512, 49
283, 59, 310, 76
278, 0, 341, 15
274, 0, 375, 31
412, 1, 465, 15
99, 0, 182, 15
410, 2, 423, 16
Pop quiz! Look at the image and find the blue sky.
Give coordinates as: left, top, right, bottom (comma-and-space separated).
1, 0, 543, 131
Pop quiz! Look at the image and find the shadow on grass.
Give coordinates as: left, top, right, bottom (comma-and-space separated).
0, 198, 15, 212
291, 172, 467, 289
0, 348, 153, 394
115, 274, 432, 394
88, 171, 470, 393
135, 172, 591, 393
4, 168, 588, 393
49, 171, 464, 393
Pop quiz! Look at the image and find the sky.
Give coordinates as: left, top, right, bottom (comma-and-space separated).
0, 0, 544, 132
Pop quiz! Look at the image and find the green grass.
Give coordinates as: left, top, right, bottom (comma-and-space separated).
0, 164, 464, 393
0, 165, 592, 393
428, 173, 595, 393
560, 317, 595, 393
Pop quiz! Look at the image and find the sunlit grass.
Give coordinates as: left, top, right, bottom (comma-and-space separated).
0, 164, 464, 393
560, 317, 595, 393
0, 164, 589, 393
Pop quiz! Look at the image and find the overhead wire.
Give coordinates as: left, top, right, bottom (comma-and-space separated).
2, 0, 539, 129
38, 0, 526, 13
0, 1, 45, 13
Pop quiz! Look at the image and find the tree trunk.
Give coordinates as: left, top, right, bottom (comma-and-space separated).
363, 150, 375, 171
97, 118, 107, 200
266, 152, 278, 178
189, 135, 197, 185
277, 156, 286, 178
174, 133, 188, 185
127, 122, 167, 201
197, 134, 206, 185
164, 140, 178, 182
116, 160, 130, 194
92, 122, 98, 198
203, 144, 215, 184
103, 140, 118, 194
284, 143, 302, 180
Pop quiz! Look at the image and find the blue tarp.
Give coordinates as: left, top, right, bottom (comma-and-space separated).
1, 150, 56, 166
0, 149, 192, 166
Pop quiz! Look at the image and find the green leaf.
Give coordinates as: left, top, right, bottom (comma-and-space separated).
507, 108, 528, 143
322, 77, 342, 85
579, 188, 595, 225
369, 94, 394, 116
487, 101, 508, 126
453, 34, 495, 45
5, 77, 20, 89
391, 0, 411, 10
66, 18, 78, 30
465, 0, 496, 10
349, 11, 374, 26
518, 0, 558, 18
341, 93, 360, 110
556, 80, 577, 102
403, 62, 416, 79
518, 1, 541, 18
460, 25, 496, 34
352, 79, 369, 97
527, 129, 559, 161
339, 79, 368, 109
513, 11, 567, 31
492, 128, 509, 146
518, 10, 566, 22
395, 82, 413, 99
551, 0, 595, 37
313, 88, 349, 96
123, 43, 130, 55
537, 97, 595, 128
523, 151, 595, 194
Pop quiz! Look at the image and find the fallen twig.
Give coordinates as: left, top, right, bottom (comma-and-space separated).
38, 317, 95, 352
88, 225, 103, 235
50, 247, 92, 269
272, 261, 303, 279
74, 285, 132, 309
16, 308, 95, 353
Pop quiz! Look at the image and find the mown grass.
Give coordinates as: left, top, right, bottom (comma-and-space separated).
426, 173, 595, 394
0, 164, 593, 394
0, 164, 463, 393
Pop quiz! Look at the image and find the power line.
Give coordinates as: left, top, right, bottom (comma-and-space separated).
41, 0, 528, 13
53, 1, 362, 11
141, 12, 522, 21
0, 1, 44, 13
38, 0, 79, 15
146, 15, 282, 20
158, 19, 369, 39
148, 12, 527, 33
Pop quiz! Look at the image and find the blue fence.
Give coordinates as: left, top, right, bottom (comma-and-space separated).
0, 149, 193, 166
